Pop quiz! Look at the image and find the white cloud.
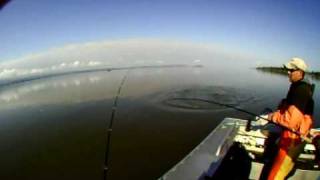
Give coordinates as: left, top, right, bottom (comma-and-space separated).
0, 39, 256, 81
72, 61, 80, 67
193, 59, 201, 63
30, 68, 43, 74
88, 61, 101, 66
51, 66, 57, 70
0, 68, 17, 78
60, 63, 66, 67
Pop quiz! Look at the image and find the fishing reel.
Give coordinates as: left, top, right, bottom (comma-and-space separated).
245, 108, 273, 132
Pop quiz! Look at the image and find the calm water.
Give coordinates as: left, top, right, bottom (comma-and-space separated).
0, 65, 319, 180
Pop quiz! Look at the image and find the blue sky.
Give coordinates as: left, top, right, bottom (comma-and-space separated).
0, 0, 319, 70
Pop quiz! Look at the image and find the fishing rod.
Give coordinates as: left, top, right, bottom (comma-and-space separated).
102, 64, 202, 179
187, 96, 320, 162
169, 97, 313, 143
103, 70, 129, 180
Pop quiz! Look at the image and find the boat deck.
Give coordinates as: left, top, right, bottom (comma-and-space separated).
159, 118, 320, 180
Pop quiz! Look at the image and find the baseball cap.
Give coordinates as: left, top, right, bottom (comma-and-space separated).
284, 57, 307, 72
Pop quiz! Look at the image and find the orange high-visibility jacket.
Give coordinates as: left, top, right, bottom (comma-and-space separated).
272, 106, 312, 136
271, 80, 314, 137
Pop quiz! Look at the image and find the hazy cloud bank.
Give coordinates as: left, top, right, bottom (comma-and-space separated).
0, 39, 255, 82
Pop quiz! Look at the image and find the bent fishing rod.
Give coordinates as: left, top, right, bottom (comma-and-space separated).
101, 65, 202, 179
103, 70, 129, 180
170, 97, 313, 143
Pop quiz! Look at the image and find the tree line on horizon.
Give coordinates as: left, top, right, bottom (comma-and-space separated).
256, 66, 320, 79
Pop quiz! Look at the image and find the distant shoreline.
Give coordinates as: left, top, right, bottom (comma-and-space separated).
256, 66, 320, 79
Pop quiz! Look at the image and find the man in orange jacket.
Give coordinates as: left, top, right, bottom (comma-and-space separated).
262, 57, 314, 180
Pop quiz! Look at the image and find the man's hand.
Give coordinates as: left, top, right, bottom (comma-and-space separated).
255, 114, 269, 125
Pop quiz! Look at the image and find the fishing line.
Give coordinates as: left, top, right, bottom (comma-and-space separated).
169, 97, 313, 143
103, 70, 129, 180
101, 64, 202, 179
169, 97, 259, 117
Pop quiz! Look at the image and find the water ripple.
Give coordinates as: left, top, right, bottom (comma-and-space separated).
160, 86, 256, 111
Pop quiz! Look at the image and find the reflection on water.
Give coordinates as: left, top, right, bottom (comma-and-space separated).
0, 66, 319, 180
0, 71, 125, 109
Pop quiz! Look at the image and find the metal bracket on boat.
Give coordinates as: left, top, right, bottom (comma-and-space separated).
245, 118, 252, 132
